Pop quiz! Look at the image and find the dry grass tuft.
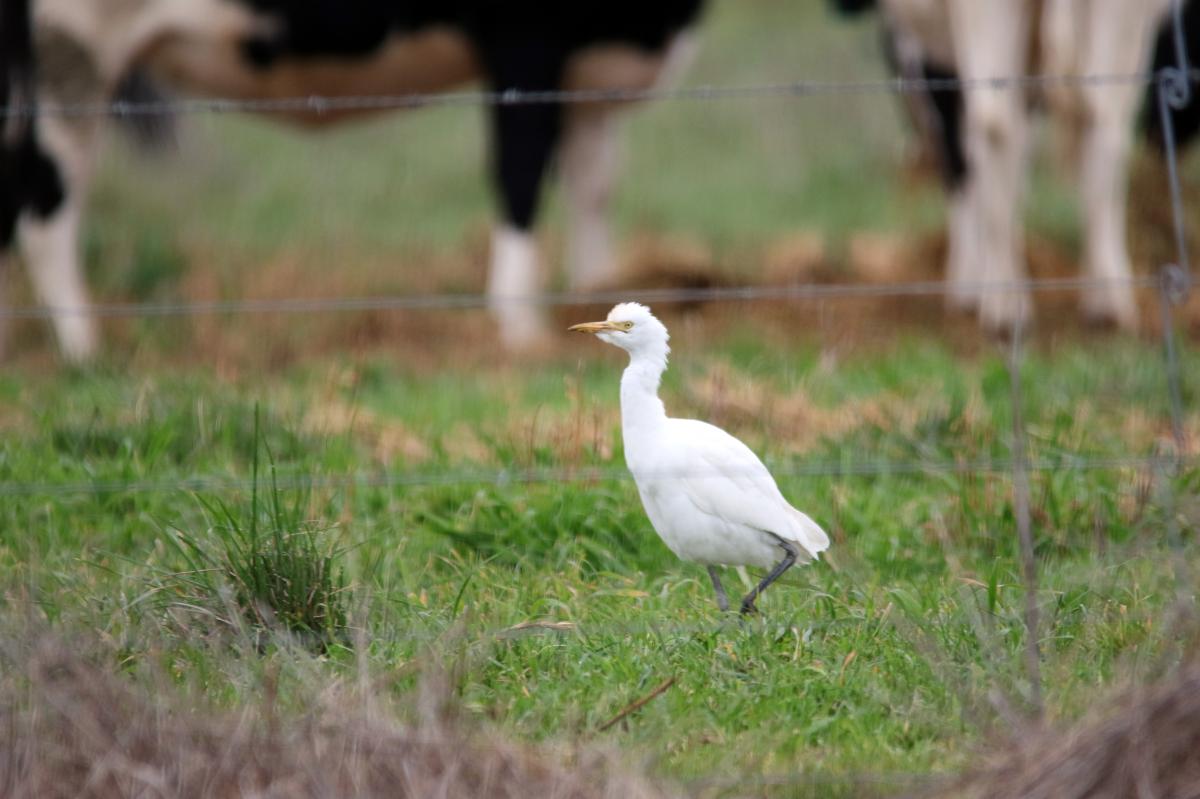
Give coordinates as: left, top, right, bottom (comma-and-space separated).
762, 231, 828, 285
847, 232, 934, 285
0, 636, 672, 799
300, 395, 433, 466
931, 662, 1200, 799
616, 233, 725, 311
683, 361, 950, 452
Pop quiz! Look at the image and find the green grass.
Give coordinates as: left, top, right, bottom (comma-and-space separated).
1, 330, 1195, 789
3, 2, 1200, 793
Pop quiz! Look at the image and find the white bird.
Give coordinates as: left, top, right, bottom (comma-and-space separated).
570, 302, 830, 614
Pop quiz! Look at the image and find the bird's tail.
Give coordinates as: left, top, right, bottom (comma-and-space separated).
789, 508, 831, 560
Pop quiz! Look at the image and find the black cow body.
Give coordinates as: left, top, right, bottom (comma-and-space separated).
2, 0, 704, 359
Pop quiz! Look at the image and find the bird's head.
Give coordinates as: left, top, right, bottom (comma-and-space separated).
569, 302, 670, 361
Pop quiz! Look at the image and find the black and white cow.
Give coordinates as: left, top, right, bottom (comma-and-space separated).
835, 0, 1173, 332
1, 0, 704, 360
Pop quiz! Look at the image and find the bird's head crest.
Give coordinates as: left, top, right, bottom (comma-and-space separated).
606, 302, 655, 324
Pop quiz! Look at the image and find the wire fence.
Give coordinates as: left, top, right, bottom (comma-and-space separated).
0, 275, 1168, 320
1, 453, 1189, 499
2, 3, 1198, 789
0, 70, 1178, 121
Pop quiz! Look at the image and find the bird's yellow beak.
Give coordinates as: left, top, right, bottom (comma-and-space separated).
568, 320, 620, 334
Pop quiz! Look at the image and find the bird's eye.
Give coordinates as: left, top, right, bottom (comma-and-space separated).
620, 321, 634, 331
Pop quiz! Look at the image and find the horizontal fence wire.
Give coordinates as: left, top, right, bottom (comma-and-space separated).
1, 453, 1188, 499
0, 276, 1164, 321
0, 70, 1177, 120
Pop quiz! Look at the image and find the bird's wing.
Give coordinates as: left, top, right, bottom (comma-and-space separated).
663, 419, 830, 557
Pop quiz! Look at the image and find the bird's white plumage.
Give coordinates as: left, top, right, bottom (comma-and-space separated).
575, 302, 830, 572
630, 417, 829, 568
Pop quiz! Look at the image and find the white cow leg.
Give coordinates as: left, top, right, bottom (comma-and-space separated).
1078, 110, 1138, 329
1074, 0, 1158, 330
487, 95, 560, 350
950, 0, 1033, 333
946, 180, 980, 312
487, 224, 547, 349
19, 198, 97, 363
561, 109, 619, 292
17, 109, 101, 362
966, 95, 1030, 332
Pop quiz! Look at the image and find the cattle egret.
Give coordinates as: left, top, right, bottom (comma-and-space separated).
570, 302, 830, 614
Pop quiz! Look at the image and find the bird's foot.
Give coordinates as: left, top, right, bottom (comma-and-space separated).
739, 600, 759, 616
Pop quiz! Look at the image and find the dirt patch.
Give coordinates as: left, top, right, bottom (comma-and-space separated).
301, 396, 433, 466
762, 231, 829, 285
495, 376, 617, 468
619, 232, 721, 296
681, 361, 963, 453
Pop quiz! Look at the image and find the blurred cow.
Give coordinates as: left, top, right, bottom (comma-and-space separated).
0, 0, 704, 360
835, 0, 1173, 332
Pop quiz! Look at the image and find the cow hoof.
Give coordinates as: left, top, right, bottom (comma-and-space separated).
57, 324, 99, 365
60, 344, 99, 365
945, 291, 981, 315
1082, 295, 1138, 332
978, 293, 1032, 337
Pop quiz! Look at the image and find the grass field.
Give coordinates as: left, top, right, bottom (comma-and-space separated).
2, 2, 1199, 795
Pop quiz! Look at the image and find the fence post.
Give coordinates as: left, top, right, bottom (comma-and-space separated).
1007, 300, 1042, 719
1154, 0, 1195, 634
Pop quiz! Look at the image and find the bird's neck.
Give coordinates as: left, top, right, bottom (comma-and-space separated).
620, 350, 669, 437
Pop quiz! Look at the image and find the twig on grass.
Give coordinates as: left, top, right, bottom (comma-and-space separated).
597, 677, 676, 732
497, 620, 577, 638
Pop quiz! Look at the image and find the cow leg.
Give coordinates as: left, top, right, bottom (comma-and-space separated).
1078, 96, 1138, 329
19, 116, 99, 363
561, 107, 619, 291
486, 91, 562, 349
1074, 0, 1158, 330
557, 28, 697, 294
20, 194, 94, 362
918, 61, 977, 311
949, 0, 1033, 333
946, 179, 979, 311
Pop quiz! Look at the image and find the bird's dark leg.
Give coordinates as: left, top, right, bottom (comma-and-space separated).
707, 566, 730, 612
740, 540, 798, 616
